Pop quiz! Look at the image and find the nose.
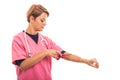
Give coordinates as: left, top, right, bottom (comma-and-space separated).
43, 21, 47, 26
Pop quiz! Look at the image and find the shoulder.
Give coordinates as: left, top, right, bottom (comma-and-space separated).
12, 32, 24, 41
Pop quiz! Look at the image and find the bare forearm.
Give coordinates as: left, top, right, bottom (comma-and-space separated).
20, 51, 47, 70
63, 52, 89, 64
20, 49, 61, 70
63, 52, 99, 68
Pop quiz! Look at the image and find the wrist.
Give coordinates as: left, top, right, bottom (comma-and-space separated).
82, 58, 89, 64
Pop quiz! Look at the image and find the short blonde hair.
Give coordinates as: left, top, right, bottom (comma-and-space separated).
26, 4, 49, 22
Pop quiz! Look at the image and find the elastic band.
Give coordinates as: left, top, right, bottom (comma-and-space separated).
61, 50, 66, 58
61, 54, 66, 58
56, 50, 66, 60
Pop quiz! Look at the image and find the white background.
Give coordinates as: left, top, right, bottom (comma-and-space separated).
0, 0, 120, 80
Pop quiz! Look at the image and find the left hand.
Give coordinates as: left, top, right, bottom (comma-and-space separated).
87, 58, 99, 68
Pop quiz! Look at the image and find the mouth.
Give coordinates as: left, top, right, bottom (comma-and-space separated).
41, 27, 44, 29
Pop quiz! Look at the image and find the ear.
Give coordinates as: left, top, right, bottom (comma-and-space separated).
29, 16, 35, 22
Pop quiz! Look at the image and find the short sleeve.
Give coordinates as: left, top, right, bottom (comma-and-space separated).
12, 36, 27, 65
45, 36, 63, 52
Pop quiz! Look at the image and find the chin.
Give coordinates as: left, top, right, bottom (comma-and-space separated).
37, 29, 43, 32
36, 28, 44, 32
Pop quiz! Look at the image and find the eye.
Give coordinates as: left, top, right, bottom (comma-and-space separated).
40, 19, 45, 23
40, 19, 44, 22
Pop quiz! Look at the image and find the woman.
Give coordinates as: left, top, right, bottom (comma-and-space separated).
12, 4, 99, 80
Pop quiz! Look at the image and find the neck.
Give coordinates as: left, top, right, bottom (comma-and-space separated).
26, 25, 38, 35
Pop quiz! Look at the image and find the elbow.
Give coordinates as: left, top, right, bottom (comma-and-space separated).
19, 65, 27, 71
19, 64, 30, 71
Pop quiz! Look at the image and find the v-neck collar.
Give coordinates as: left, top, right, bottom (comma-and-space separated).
23, 30, 39, 44
26, 32, 38, 44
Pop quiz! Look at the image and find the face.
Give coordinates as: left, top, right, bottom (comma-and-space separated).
31, 12, 48, 32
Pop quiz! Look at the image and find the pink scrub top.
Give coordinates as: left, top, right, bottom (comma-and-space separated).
12, 32, 63, 80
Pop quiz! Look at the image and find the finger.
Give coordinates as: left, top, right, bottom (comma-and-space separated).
93, 59, 99, 68
93, 62, 99, 68
95, 62, 99, 68
56, 51, 62, 57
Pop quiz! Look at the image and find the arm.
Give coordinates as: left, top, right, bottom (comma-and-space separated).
20, 49, 60, 70
62, 52, 99, 68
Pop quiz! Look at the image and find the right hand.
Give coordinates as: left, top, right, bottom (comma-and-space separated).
45, 49, 61, 58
